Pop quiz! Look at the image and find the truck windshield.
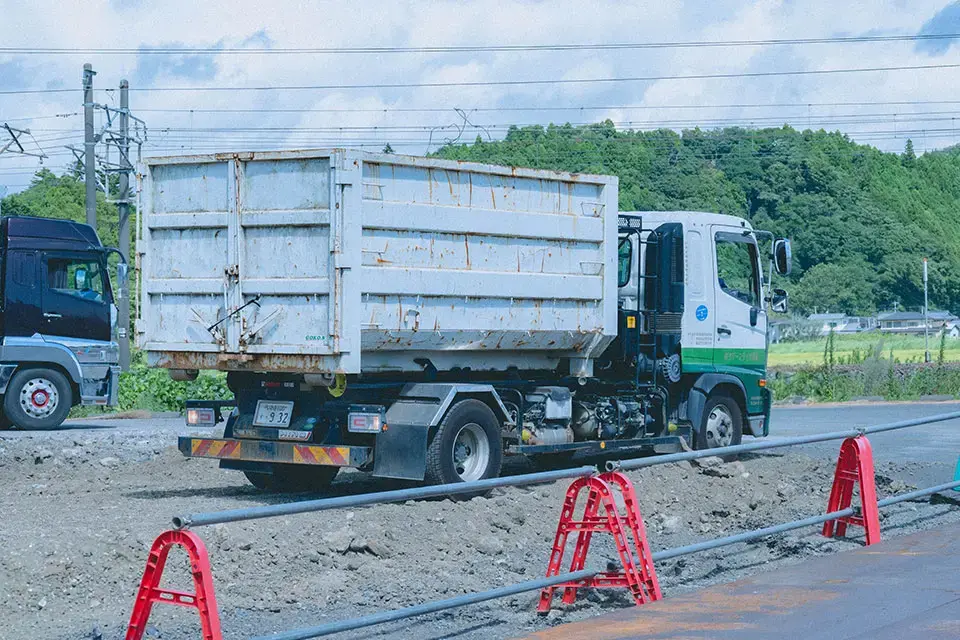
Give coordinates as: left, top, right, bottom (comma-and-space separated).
46, 257, 106, 303
617, 237, 632, 287
715, 233, 760, 307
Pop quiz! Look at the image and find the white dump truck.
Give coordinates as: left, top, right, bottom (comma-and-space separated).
136, 149, 790, 490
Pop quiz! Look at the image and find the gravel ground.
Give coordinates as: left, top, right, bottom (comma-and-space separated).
2, 424, 959, 640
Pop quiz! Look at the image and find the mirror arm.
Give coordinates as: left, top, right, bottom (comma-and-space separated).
101, 247, 127, 264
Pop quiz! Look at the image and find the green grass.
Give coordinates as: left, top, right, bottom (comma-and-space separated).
769, 332, 960, 367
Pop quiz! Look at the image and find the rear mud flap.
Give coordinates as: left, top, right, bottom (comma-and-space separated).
373, 423, 429, 481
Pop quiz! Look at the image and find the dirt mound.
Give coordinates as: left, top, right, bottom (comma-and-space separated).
1, 429, 957, 640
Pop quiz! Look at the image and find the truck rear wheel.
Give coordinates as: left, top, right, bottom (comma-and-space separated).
696, 393, 743, 461
4, 368, 72, 430
425, 399, 503, 485
243, 465, 339, 493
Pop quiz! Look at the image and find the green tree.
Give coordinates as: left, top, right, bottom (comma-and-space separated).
791, 261, 879, 315
1, 169, 120, 247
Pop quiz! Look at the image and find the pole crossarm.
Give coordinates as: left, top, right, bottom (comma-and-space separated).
0, 123, 47, 158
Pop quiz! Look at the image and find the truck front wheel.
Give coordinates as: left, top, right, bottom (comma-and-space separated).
4, 368, 72, 430
243, 465, 339, 493
696, 393, 743, 461
426, 399, 503, 485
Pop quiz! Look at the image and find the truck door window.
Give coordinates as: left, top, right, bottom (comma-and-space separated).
715, 233, 759, 307
46, 257, 105, 303
617, 237, 632, 287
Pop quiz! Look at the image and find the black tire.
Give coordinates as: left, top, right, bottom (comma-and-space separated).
425, 399, 503, 486
695, 393, 743, 462
0, 412, 13, 430
4, 368, 72, 430
244, 464, 339, 493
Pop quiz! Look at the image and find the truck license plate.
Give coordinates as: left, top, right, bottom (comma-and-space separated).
253, 401, 294, 428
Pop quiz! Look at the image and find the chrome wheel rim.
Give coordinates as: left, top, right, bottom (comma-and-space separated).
20, 378, 59, 419
705, 405, 734, 448
452, 422, 490, 482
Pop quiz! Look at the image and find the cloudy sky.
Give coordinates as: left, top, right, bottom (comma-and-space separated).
1, 0, 960, 193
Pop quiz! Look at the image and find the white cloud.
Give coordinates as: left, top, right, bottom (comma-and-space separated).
0, 0, 958, 190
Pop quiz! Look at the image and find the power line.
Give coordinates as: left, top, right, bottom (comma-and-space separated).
11, 101, 960, 124
3, 32, 960, 55
3, 62, 959, 96
31, 111, 960, 136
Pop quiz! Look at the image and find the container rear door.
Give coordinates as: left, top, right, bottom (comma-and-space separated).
139, 151, 359, 373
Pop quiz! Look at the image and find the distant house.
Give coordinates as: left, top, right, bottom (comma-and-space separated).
878, 310, 959, 334
807, 313, 877, 336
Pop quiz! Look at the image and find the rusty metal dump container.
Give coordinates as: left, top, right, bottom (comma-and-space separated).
137, 150, 618, 375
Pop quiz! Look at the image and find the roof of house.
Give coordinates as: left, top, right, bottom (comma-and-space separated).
878, 310, 958, 322
878, 311, 924, 321
808, 313, 848, 321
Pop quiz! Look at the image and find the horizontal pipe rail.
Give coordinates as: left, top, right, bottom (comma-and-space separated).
651, 506, 856, 562
249, 568, 598, 640
653, 479, 960, 562
877, 479, 960, 507
177, 411, 960, 529
174, 465, 597, 529
607, 410, 960, 472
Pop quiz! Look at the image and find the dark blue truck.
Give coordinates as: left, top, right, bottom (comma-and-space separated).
0, 216, 125, 429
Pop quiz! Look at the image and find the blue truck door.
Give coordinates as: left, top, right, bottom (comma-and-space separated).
40, 253, 110, 341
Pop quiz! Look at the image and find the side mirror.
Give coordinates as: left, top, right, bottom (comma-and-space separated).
773, 239, 792, 275
74, 267, 88, 289
771, 288, 788, 314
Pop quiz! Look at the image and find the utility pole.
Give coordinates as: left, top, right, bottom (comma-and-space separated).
83, 63, 97, 229
118, 79, 131, 370
923, 257, 931, 363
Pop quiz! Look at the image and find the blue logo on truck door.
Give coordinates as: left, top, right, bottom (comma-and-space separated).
696, 305, 708, 321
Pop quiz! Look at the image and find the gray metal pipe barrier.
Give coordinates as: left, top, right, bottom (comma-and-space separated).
607, 410, 960, 472
176, 411, 960, 530
165, 410, 960, 638
249, 479, 960, 639
173, 465, 598, 529
249, 568, 597, 640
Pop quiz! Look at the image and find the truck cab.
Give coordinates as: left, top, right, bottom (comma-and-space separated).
0, 216, 125, 429
615, 211, 790, 449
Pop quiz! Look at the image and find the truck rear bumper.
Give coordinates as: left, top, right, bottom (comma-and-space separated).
178, 436, 372, 468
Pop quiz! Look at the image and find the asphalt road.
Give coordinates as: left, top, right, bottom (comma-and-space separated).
770, 401, 960, 487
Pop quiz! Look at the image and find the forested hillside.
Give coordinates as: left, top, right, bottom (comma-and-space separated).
436, 123, 960, 316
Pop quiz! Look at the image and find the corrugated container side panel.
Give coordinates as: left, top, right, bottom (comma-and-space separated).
358, 160, 614, 372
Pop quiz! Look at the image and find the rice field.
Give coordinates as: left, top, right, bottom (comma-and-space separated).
768, 332, 960, 367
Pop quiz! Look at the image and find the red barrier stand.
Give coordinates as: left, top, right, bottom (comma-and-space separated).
125, 529, 222, 640
538, 471, 661, 613
822, 435, 881, 546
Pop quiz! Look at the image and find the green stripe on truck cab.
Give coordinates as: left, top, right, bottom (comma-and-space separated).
682, 347, 768, 415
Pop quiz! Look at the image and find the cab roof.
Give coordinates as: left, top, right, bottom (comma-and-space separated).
2, 216, 103, 251
621, 210, 753, 231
